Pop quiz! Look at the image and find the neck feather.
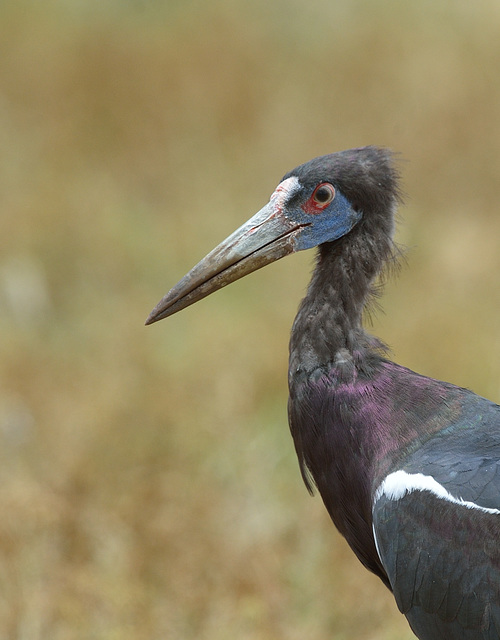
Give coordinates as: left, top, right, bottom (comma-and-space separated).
289, 223, 396, 375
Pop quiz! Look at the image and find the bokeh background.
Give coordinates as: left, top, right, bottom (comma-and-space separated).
1, 1, 500, 638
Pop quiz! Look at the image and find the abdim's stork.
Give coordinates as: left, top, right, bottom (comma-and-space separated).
147, 147, 500, 640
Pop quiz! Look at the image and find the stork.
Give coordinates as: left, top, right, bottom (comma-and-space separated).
147, 147, 500, 639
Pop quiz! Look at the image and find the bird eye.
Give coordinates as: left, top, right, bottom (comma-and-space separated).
301, 182, 336, 215
311, 183, 335, 209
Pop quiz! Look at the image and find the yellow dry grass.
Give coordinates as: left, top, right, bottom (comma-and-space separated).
1, 1, 500, 638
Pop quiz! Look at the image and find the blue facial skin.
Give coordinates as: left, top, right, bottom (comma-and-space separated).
286, 188, 363, 252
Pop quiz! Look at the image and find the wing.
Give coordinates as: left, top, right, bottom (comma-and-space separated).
373, 446, 500, 640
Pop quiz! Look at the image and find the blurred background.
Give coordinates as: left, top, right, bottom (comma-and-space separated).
1, 0, 500, 638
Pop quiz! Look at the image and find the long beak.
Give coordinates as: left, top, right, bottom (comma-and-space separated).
146, 202, 308, 324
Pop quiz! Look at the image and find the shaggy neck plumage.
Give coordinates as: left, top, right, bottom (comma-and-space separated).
289, 218, 396, 376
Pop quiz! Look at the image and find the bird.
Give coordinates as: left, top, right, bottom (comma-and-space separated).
146, 147, 500, 640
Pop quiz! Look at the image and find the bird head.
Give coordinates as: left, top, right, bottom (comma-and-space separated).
146, 146, 398, 324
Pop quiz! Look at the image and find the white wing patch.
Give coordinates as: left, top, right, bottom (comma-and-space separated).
372, 469, 500, 563
373, 470, 500, 515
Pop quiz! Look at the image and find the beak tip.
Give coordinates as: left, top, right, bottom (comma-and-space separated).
145, 306, 163, 326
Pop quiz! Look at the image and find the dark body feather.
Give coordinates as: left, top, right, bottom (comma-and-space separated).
289, 357, 500, 637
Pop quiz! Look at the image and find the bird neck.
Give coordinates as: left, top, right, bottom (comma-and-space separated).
289, 228, 393, 376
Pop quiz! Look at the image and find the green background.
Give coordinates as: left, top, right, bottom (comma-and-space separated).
1, 1, 500, 638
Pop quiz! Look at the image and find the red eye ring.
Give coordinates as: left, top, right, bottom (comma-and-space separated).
301, 182, 336, 214
312, 183, 335, 208
302, 182, 336, 214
